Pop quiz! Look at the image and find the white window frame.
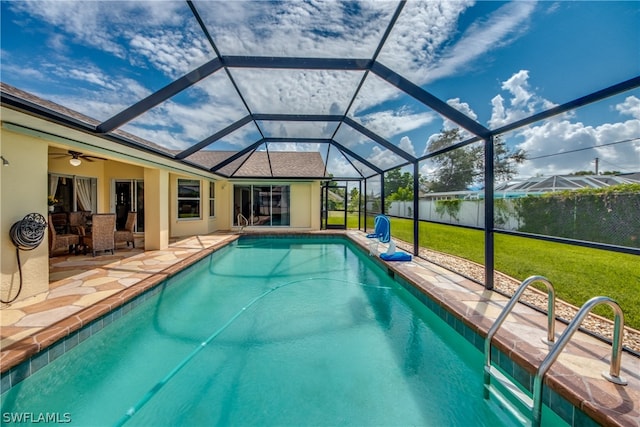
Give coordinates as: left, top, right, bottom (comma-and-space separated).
209, 181, 215, 218
177, 178, 201, 220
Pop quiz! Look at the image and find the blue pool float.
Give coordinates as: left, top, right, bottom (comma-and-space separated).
380, 252, 412, 262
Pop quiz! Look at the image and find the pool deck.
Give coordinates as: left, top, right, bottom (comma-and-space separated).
1, 230, 638, 426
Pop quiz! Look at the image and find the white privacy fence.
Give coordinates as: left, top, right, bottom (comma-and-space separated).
388, 199, 521, 230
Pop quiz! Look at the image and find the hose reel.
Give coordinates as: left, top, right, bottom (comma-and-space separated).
1, 213, 47, 304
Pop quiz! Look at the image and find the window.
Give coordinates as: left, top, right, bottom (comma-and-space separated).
48, 174, 97, 213
209, 182, 215, 218
177, 179, 201, 219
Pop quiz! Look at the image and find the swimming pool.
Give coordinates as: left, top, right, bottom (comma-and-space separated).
1, 237, 566, 426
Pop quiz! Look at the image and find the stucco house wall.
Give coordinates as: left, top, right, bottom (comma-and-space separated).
1, 128, 51, 300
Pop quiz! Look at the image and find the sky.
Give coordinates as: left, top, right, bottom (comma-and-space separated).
1, 0, 639, 182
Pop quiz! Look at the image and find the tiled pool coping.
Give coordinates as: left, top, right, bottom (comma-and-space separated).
1, 231, 638, 426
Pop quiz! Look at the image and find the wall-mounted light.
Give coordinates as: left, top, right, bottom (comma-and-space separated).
69, 157, 81, 166
1, 155, 9, 166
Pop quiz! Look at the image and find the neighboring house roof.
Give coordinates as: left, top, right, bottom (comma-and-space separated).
494, 173, 640, 193
417, 173, 640, 200
1, 82, 327, 179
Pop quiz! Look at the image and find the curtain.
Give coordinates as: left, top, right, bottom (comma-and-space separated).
76, 177, 93, 212
49, 175, 59, 199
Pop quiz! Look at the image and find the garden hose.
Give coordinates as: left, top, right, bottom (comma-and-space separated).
1, 213, 47, 304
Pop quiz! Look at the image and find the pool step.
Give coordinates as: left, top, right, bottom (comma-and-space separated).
485, 366, 533, 426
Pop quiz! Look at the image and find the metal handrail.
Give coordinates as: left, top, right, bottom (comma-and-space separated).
531, 296, 627, 427
484, 276, 556, 398
237, 214, 248, 231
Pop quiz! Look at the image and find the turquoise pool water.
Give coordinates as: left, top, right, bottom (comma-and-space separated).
2, 237, 556, 426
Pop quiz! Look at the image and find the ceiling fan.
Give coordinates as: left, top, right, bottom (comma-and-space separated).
49, 150, 107, 166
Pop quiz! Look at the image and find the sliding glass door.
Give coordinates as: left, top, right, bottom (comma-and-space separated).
113, 180, 144, 232
233, 185, 290, 227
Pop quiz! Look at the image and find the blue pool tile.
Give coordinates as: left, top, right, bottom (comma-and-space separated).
498, 350, 515, 377
48, 341, 65, 362
548, 387, 574, 424
573, 407, 600, 427
1, 370, 12, 393
65, 331, 79, 351
102, 313, 113, 328
78, 326, 91, 343
30, 349, 49, 374
90, 318, 104, 335
512, 364, 532, 392
10, 363, 29, 386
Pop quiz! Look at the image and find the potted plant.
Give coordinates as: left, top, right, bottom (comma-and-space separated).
48, 195, 58, 212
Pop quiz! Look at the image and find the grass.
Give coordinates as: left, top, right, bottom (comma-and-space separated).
352, 215, 640, 330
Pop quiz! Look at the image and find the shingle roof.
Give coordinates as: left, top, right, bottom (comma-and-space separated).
182, 150, 326, 178
494, 173, 640, 193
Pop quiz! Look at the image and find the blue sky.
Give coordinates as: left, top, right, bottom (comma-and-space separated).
1, 0, 638, 180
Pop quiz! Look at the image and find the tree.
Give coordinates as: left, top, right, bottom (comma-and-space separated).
425, 128, 525, 192
384, 168, 414, 211
347, 187, 360, 213
425, 129, 477, 192
384, 168, 413, 195
570, 170, 620, 176
387, 186, 413, 202
487, 137, 526, 183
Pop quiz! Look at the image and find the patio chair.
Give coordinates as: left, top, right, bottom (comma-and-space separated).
50, 212, 69, 234
68, 211, 88, 235
83, 213, 116, 256
48, 214, 80, 256
114, 211, 136, 248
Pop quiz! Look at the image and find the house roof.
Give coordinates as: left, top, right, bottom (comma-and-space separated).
494, 173, 640, 193
181, 150, 326, 178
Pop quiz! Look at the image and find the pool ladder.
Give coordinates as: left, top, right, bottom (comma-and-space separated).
236, 214, 248, 232
483, 275, 628, 427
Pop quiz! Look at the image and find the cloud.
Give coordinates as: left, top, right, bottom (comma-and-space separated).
501, 70, 533, 107
367, 146, 405, 170
8, 0, 214, 77
259, 121, 338, 139
398, 136, 416, 157
66, 68, 117, 91
443, 98, 478, 136
425, 2, 536, 84
194, 0, 397, 58
326, 155, 363, 177
489, 70, 557, 128
354, 109, 436, 140
376, 1, 473, 80
514, 100, 640, 176
616, 96, 640, 120
378, 1, 536, 84
231, 68, 364, 116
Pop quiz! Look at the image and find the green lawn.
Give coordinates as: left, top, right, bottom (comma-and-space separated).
352, 215, 640, 330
